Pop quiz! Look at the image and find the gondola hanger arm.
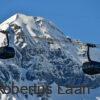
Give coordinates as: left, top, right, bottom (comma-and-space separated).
73, 41, 100, 48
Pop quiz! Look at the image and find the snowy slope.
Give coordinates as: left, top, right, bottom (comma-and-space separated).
0, 13, 100, 100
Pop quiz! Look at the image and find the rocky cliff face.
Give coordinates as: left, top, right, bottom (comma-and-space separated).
0, 13, 99, 100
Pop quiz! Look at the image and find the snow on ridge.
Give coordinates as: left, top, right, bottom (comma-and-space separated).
0, 13, 18, 26
0, 13, 45, 28
0, 13, 44, 31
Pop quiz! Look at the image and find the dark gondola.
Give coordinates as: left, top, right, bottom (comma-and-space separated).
0, 46, 15, 59
82, 43, 100, 75
0, 30, 15, 59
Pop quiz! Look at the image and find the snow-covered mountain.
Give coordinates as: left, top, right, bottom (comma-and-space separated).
0, 13, 100, 100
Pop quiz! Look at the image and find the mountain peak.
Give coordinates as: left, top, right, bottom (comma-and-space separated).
0, 13, 100, 100
0, 13, 67, 40
0, 13, 44, 27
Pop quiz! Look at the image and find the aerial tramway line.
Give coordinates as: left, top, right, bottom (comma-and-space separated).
0, 31, 100, 75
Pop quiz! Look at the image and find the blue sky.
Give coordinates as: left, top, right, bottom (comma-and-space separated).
0, 0, 100, 43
